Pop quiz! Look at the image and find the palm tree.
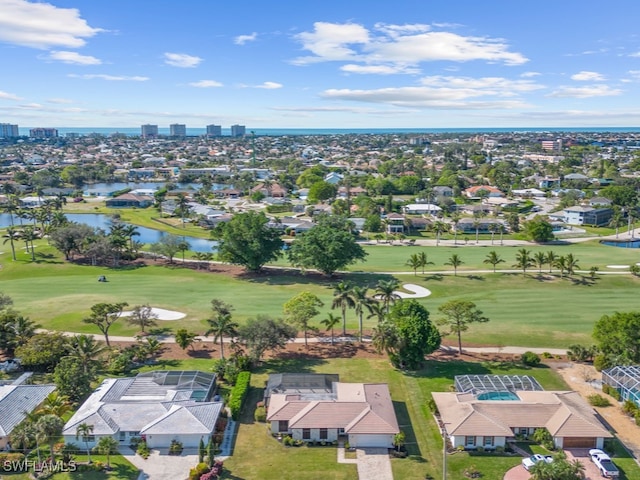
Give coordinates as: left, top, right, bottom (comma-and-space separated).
533, 251, 546, 273
68, 334, 107, 375
35, 414, 64, 463
450, 213, 461, 245
372, 321, 398, 356
445, 254, 463, 276
10, 422, 34, 455
405, 253, 421, 276
176, 193, 191, 228
122, 224, 140, 251
320, 313, 341, 345
375, 279, 401, 315
609, 206, 625, 238
21, 225, 38, 261
564, 253, 580, 277
205, 312, 238, 359
75, 423, 94, 464
554, 256, 568, 278
488, 223, 498, 245
37, 392, 71, 418
545, 251, 557, 274
483, 251, 504, 273
3, 226, 20, 261
366, 300, 387, 324
417, 251, 434, 274
472, 212, 485, 244
497, 223, 506, 245
331, 281, 355, 336
431, 220, 448, 246
513, 248, 533, 276
352, 286, 372, 342
95, 436, 119, 468
12, 315, 41, 347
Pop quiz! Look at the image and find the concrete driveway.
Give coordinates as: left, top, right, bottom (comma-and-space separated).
565, 449, 607, 480
119, 447, 199, 480
356, 448, 393, 480
503, 463, 531, 480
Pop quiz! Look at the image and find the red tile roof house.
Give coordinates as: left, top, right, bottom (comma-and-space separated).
267, 382, 399, 448
463, 185, 504, 199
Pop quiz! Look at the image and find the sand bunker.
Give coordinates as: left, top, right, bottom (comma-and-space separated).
394, 284, 432, 298
120, 307, 186, 321
606, 265, 630, 269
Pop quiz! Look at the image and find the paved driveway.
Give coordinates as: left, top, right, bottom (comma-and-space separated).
503, 463, 531, 480
119, 447, 199, 480
356, 448, 393, 480
565, 449, 607, 480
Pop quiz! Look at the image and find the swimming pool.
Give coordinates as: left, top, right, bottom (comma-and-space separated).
600, 239, 640, 248
477, 391, 520, 401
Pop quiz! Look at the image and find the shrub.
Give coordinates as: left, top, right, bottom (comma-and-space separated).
136, 440, 150, 459
229, 371, 251, 420
282, 435, 293, 446
495, 446, 505, 453
541, 351, 553, 359
623, 400, 638, 416
521, 351, 541, 366
0, 453, 26, 471
588, 394, 611, 407
593, 354, 609, 372
188, 462, 210, 480
610, 388, 621, 401
635, 411, 640, 427
169, 439, 183, 455
254, 406, 267, 422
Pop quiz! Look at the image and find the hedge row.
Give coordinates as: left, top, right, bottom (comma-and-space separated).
229, 371, 251, 420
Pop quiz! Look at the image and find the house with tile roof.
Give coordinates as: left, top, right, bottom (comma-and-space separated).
63, 371, 223, 449
0, 383, 56, 449
433, 390, 612, 450
266, 381, 399, 448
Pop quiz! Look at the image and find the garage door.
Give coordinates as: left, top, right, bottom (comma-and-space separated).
349, 434, 392, 448
563, 437, 596, 448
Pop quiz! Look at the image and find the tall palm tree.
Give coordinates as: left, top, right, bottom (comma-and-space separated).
68, 334, 107, 375
554, 256, 568, 278
375, 279, 401, 315
450, 213, 461, 245
95, 436, 119, 468
405, 253, 421, 276
545, 251, 557, 274
564, 253, 580, 277
176, 193, 191, 228
366, 300, 387, 324
431, 220, 448, 246
10, 422, 34, 455
37, 392, 72, 418
320, 313, 341, 345
483, 251, 504, 273
35, 414, 64, 463
372, 321, 398, 356
497, 223, 506, 246
352, 286, 372, 342
205, 312, 238, 359
445, 254, 463, 276
533, 251, 547, 273
513, 248, 533, 276
417, 251, 434, 274
21, 225, 37, 261
331, 281, 355, 336
472, 212, 485, 244
3, 226, 20, 261
122, 224, 140, 251
75, 423, 94, 464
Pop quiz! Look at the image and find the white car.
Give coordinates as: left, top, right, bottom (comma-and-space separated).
522, 454, 553, 471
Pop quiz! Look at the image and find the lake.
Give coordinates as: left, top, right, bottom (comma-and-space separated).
0, 213, 218, 253
83, 182, 228, 193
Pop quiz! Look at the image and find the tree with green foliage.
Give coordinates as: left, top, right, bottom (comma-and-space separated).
417, 251, 434, 274
523, 216, 554, 242
82, 302, 128, 347
35, 414, 64, 463
405, 253, 422, 276
533, 251, 547, 273
0, 309, 40, 356
76, 423, 94, 464
149, 234, 186, 264
67, 334, 106, 375
564, 253, 580, 277
205, 300, 238, 359
545, 251, 558, 274
437, 300, 489, 355
529, 450, 585, 480
198, 437, 206, 464
375, 279, 401, 315
331, 281, 355, 336
54, 356, 93, 402
483, 251, 504, 273
15, 332, 70, 372
384, 300, 441, 369
308, 180, 337, 204
237, 315, 297, 362
352, 286, 372, 342
284, 292, 323, 347
445, 253, 463, 276
513, 248, 533, 276
95, 436, 119, 468
593, 311, 640, 365
214, 211, 283, 272
321, 313, 341, 345
288, 215, 367, 276
175, 329, 198, 351
126, 304, 158, 333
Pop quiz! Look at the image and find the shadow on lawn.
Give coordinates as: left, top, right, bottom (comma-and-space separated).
393, 400, 423, 458
256, 354, 327, 374
244, 269, 396, 288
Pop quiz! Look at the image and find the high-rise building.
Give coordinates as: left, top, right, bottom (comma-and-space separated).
206, 124, 222, 137
0, 123, 19, 138
141, 124, 158, 138
170, 124, 186, 137
231, 124, 246, 137
29, 127, 58, 138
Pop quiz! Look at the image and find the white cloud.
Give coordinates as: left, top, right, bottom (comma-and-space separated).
547, 85, 622, 98
341, 64, 419, 75
571, 71, 605, 81
163, 52, 202, 68
68, 74, 149, 81
292, 22, 527, 70
0, 90, 22, 101
189, 80, 223, 88
256, 81, 283, 89
47, 98, 73, 104
521, 71, 541, 78
48, 50, 101, 65
0, 0, 102, 49
235, 32, 257, 45
320, 75, 541, 109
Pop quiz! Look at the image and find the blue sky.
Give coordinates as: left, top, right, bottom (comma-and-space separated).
1, 0, 640, 129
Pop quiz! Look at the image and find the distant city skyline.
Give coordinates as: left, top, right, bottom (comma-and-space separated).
2, 0, 640, 128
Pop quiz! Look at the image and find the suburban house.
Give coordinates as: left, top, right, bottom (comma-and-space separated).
0, 381, 56, 449
558, 205, 613, 226
266, 376, 399, 448
602, 365, 640, 408
251, 182, 287, 198
105, 193, 153, 208
433, 186, 454, 198
463, 185, 504, 199
385, 213, 406, 234
455, 218, 505, 233
403, 203, 442, 215
433, 375, 612, 450
264, 373, 339, 407
63, 371, 222, 449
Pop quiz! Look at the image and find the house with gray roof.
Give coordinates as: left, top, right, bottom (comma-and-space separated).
0, 383, 56, 449
266, 380, 399, 448
63, 371, 222, 449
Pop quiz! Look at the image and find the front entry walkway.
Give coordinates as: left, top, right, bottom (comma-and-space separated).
356, 448, 393, 480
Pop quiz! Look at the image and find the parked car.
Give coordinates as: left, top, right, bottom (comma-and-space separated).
522, 454, 553, 471
589, 449, 619, 477
0, 358, 21, 373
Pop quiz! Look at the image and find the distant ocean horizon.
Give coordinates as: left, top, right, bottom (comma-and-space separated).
18, 126, 640, 137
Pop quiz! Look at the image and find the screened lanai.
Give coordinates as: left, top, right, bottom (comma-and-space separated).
454, 374, 543, 395
602, 365, 640, 406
